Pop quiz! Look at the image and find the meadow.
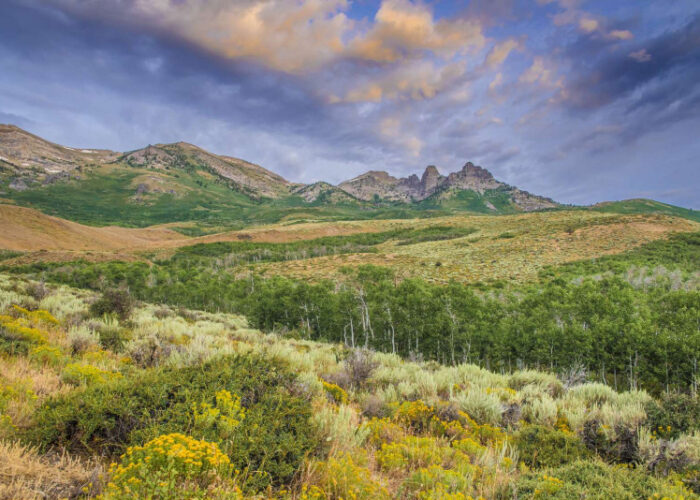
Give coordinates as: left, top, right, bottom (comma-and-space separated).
0, 205, 699, 499
0, 273, 699, 499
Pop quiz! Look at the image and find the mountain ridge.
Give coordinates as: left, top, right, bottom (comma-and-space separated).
0, 124, 556, 211
2, 124, 697, 228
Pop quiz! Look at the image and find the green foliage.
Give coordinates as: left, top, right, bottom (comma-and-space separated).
193, 389, 246, 439
541, 231, 700, 279
515, 459, 695, 499
592, 199, 700, 222
7, 231, 700, 394
89, 288, 134, 320
645, 393, 700, 439
514, 425, 592, 468
96, 320, 132, 351
25, 355, 318, 492
61, 362, 122, 386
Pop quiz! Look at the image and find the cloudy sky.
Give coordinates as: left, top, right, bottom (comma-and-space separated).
1, 0, 699, 208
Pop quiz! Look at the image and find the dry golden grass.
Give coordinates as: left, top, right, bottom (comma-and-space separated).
1, 205, 697, 286
0, 355, 67, 399
257, 212, 699, 284
0, 441, 102, 500
0, 204, 184, 252
0, 355, 70, 430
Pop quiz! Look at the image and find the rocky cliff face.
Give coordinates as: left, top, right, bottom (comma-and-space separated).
337, 161, 556, 211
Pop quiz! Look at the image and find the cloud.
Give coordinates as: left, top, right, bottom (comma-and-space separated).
336, 60, 466, 103
610, 29, 634, 40
348, 0, 485, 63
629, 49, 652, 63
485, 38, 522, 67
545, 0, 635, 41
519, 57, 559, 87
378, 117, 423, 157
49, 0, 486, 74
48, 0, 354, 73
578, 18, 599, 33
562, 14, 700, 110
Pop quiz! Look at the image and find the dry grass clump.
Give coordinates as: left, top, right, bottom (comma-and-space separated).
0, 355, 66, 399
0, 440, 102, 499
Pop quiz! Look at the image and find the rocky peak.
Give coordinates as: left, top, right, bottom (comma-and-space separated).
460, 162, 495, 180
420, 165, 443, 194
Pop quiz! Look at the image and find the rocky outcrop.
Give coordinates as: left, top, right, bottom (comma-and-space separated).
336, 161, 558, 211
0, 124, 117, 178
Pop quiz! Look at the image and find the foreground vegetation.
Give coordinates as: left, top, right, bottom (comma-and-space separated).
0, 274, 699, 499
8, 231, 699, 394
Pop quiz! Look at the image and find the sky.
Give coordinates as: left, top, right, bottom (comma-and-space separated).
1, 0, 699, 208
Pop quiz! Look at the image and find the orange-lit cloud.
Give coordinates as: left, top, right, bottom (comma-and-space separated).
485, 38, 522, 67
337, 60, 466, 103
348, 0, 485, 63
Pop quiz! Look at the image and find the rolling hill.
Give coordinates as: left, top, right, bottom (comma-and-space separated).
1, 124, 697, 231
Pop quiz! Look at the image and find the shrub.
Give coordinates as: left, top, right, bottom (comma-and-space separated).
646, 393, 700, 439
124, 333, 178, 368
0, 313, 48, 354
508, 370, 563, 398
515, 459, 694, 499
452, 389, 503, 426
61, 363, 122, 386
377, 436, 455, 472
313, 404, 369, 454
514, 425, 591, 468
67, 326, 100, 354
399, 464, 475, 499
103, 433, 233, 500
342, 349, 378, 389
29, 345, 64, 366
396, 400, 435, 432
303, 453, 390, 500
24, 281, 49, 301
322, 380, 349, 405
26, 355, 318, 492
366, 417, 405, 448
193, 390, 246, 440
96, 319, 132, 352
89, 288, 133, 320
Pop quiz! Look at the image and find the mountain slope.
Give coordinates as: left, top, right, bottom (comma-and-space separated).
2, 124, 696, 229
0, 124, 117, 188
339, 162, 558, 211
121, 142, 293, 199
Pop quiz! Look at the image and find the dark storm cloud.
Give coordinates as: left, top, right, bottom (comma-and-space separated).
564, 14, 700, 111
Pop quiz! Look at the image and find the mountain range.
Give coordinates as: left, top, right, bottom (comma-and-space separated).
1, 123, 697, 228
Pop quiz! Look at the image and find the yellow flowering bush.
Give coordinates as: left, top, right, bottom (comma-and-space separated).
532, 474, 564, 497
400, 465, 477, 499
396, 400, 435, 431
452, 437, 487, 459
104, 433, 232, 499
322, 380, 349, 405
30, 345, 64, 366
193, 390, 246, 439
12, 305, 60, 326
62, 363, 122, 386
301, 453, 390, 500
377, 436, 458, 472
366, 417, 405, 447
0, 314, 48, 345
